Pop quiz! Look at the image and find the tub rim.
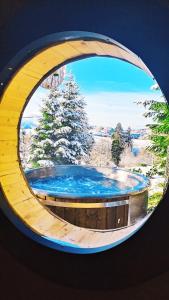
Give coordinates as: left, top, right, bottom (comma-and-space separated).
25, 165, 150, 199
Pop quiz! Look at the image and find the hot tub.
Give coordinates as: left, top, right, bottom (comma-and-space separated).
26, 165, 149, 230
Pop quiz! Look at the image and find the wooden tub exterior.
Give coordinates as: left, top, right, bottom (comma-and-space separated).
35, 193, 129, 230
26, 166, 148, 230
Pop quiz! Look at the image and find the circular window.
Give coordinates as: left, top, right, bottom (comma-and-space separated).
0, 31, 168, 254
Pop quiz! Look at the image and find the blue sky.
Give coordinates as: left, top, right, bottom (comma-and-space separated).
23, 56, 161, 129
67, 57, 155, 93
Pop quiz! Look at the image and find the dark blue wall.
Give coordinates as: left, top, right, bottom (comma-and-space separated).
1, 0, 169, 99
0, 0, 169, 298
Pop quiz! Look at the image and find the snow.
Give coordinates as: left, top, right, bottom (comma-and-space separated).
150, 83, 159, 90
38, 160, 54, 167
54, 138, 70, 146
30, 74, 94, 165
37, 139, 54, 146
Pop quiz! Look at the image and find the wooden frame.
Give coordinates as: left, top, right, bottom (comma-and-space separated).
0, 31, 152, 254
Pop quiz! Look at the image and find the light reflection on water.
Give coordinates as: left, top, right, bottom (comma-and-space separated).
29, 174, 146, 198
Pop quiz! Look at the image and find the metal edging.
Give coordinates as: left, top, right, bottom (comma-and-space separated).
39, 198, 129, 208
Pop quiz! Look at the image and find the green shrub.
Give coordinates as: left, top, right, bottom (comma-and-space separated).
31, 161, 40, 169
132, 168, 143, 174
146, 166, 165, 178
139, 163, 148, 167
147, 192, 163, 213
158, 182, 165, 188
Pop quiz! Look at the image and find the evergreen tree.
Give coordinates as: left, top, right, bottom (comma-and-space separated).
111, 123, 133, 166
30, 88, 65, 167
30, 74, 93, 167
136, 84, 169, 176
20, 129, 31, 168
111, 122, 125, 166
124, 127, 133, 150
60, 74, 94, 164
115, 122, 123, 134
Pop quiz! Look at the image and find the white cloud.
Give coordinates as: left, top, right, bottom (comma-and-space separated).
22, 88, 162, 130
23, 87, 49, 117
84, 91, 161, 129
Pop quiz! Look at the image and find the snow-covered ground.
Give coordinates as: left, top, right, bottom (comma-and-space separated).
132, 138, 151, 148
149, 176, 165, 196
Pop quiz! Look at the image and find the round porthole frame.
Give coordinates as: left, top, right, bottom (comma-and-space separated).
0, 30, 163, 255
0, 31, 155, 254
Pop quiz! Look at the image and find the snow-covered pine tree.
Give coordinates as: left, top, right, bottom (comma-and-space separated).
111, 122, 125, 166
30, 87, 65, 167
111, 123, 133, 166
20, 129, 31, 169
30, 73, 93, 167
124, 127, 133, 150
59, 73, 94, 164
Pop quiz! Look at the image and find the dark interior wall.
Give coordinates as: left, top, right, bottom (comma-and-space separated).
1, 0, 169, 98
0, 0, 169, 299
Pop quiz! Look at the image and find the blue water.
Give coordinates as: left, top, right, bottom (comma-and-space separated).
29, 174, 146, 198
